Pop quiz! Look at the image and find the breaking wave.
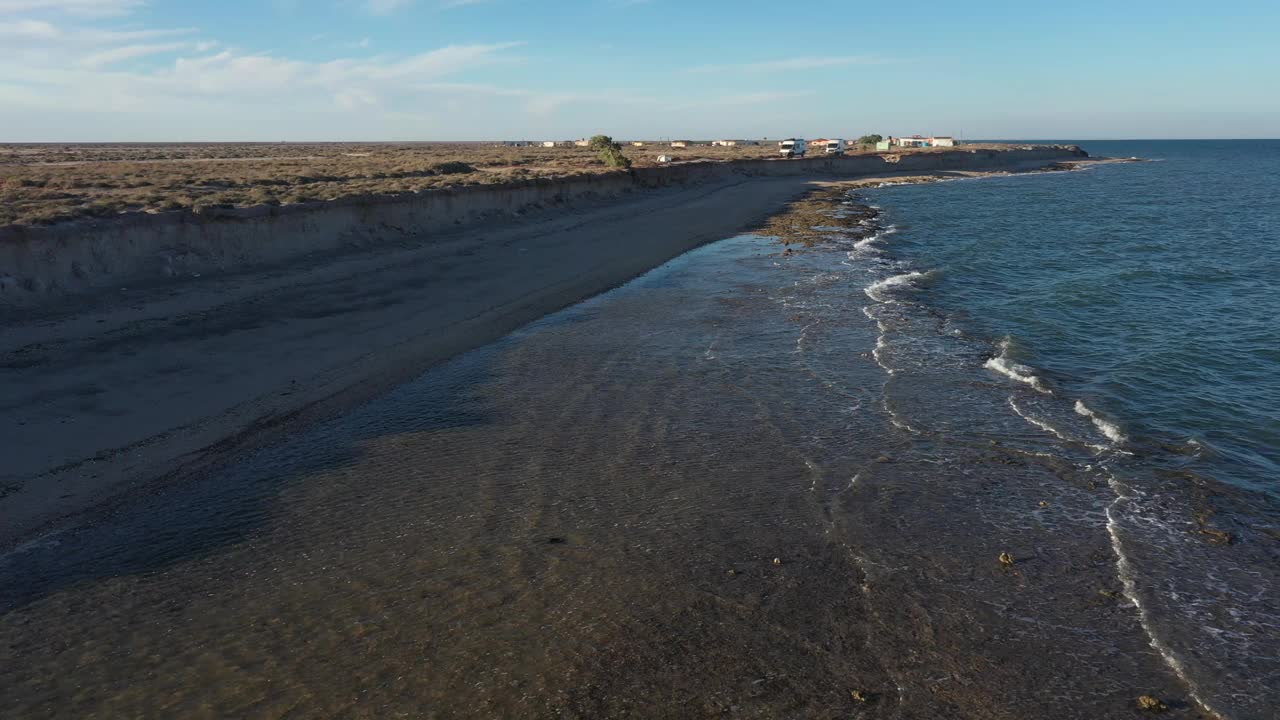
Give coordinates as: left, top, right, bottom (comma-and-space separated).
1075, 400, 1128, 445
864, 269, 934, 303
984, 338, 1051, 394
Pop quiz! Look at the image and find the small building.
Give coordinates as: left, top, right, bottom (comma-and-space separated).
573, 139, 591, 147
711, 140, 739, 147
876, 139, 893, 152
631, 141, 646, 147
670, 140, 689, 148
895, 135, 929, 148
811, 138, 829, 146
930, 136, 956, 147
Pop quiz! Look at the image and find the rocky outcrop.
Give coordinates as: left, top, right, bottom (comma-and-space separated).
0, 146, 1085, 308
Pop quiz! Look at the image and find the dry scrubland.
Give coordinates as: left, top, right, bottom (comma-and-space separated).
0, 141, 1016, 227
0, 142, 765, 226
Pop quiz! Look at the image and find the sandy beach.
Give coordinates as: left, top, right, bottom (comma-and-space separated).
0, 153, 1091, 550
2, 158, 1216, 719
0, 176, 807, 546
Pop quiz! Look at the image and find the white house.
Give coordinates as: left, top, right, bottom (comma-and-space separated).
930, 136, 957, 147
670, 140, 690, 148
541, 141, 557, 148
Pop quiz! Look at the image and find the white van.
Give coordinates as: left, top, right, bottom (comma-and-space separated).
825, 139, 846, 156
779, 138, 807, 158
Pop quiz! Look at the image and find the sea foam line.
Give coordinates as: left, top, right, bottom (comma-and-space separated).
984, 338, 1051, 394
1075, 400, 1128, 445
1104, 473, 1225, 719
1007, 398, 1069, 440
850, 224, 898, 255
865, 269, 930, 304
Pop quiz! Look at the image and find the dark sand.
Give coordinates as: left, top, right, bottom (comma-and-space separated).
1, 175, 837, 547
0, 164, 1085, 549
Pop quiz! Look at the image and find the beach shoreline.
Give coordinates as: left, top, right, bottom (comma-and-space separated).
0, 150, 1099, 551
2, 151, 1216, 719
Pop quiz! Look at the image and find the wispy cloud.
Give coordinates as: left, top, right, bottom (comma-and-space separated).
81, 41, 192, 68
0, 18, 59, 36
0, 0, 144, 16
1, 19, 195, 44
365, 0, 496, 14
2, 36, 529, 117
687, 55, 888, 73
365, 0, 412, 15
0, 0, 830, 140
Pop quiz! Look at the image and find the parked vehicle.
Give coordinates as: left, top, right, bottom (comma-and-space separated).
779, 138, 807, 158
825, 138, 846, 156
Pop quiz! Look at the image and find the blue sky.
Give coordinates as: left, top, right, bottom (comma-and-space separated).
1, 0, 1277, 141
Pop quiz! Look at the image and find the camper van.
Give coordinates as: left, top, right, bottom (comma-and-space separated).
825, 138, 846, 156
779, 138, 806, 158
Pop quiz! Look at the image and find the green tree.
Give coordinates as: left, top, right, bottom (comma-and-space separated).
857, 134, 884, 145
589, 134, 632, 169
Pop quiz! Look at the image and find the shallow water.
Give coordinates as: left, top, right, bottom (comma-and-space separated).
2, 151, 1276, 718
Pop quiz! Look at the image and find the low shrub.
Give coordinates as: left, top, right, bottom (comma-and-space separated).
433, 161, 476, 175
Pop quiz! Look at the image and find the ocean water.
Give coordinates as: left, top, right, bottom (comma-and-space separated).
2, 143, 1276, 718
870, 140, 1280, 493
857, 141, 1280, 718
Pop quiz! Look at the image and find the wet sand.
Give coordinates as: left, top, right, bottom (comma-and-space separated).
1, 203, 1200, 718
3, 158, 1198, 719
0, 175, 834, 547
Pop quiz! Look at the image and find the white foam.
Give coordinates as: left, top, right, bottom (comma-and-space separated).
983, 338, 1051, 394
848, 225, 896, 257
1008, 398, 1068, 440
1103, 473, 1224, 719
1075, 400, 1127, 445
865, 270, 929, 303
872, 335, 895, 375
794, 322, 817, 355
852, 234, 882, 254
984, 356, 1050, 394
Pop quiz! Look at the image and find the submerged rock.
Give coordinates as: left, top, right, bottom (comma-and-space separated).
1136, 695, 1168, 712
